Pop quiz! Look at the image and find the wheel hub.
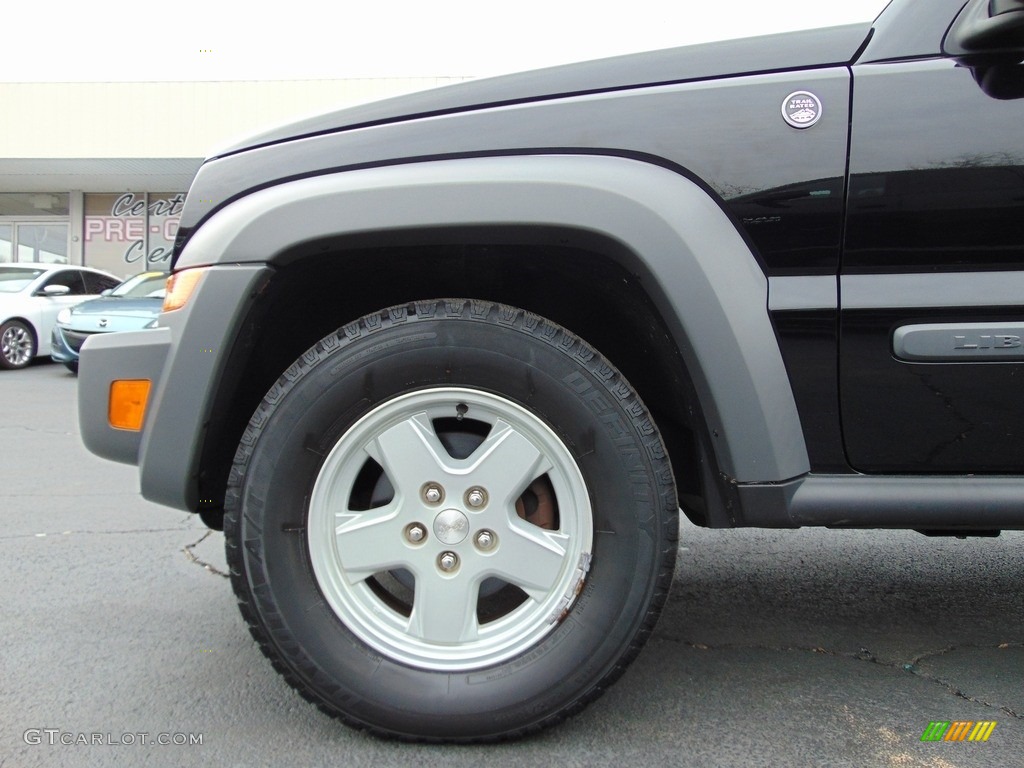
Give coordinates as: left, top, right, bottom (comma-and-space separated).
432, 508, 470, 545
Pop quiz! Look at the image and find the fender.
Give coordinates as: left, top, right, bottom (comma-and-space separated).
177, 154, 810, 483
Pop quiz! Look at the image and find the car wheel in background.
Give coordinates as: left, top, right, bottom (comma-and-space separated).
0, 320, 36, 370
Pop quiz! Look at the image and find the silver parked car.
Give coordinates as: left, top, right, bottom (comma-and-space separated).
0, 264, 119, 369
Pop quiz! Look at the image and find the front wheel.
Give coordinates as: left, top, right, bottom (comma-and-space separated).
0, 320, 36, 369
225, 300, 677, 741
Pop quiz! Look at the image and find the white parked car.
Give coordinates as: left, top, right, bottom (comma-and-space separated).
0, 264, 120, 369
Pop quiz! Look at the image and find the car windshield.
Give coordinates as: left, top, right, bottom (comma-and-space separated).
110, 272, 168, 298
0, 267, 44, 293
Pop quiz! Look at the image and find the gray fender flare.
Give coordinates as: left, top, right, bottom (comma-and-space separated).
179, 154, 810, 482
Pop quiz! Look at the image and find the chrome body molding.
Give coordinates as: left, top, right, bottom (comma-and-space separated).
842, 271, 1024, 310
768, 275, 837, 311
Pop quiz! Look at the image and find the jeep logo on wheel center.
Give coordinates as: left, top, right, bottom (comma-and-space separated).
432, 508, 470, 545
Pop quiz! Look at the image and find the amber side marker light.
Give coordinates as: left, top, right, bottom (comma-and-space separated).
109, 380, 152, 431
163, 268, 206, 312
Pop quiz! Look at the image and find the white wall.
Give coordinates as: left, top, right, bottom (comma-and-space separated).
2, 78, 468, 159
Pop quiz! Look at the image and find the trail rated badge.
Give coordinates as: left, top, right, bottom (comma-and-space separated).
782, 91, 822, 129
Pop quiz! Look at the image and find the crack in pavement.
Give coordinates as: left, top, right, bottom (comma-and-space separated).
0, 425, 75, 435
183, 530, 230, 579
0, 526, 196, 541
0, 491, 144, 498
659, 636, 1024, 720
905, 643, 1023, 719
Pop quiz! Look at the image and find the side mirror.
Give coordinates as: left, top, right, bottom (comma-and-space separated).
945, 0, 1024, 57
970, 61, 1024, 97
41, 284, 70, 296
100, 288, 113, 296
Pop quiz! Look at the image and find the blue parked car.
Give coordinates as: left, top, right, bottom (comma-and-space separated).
51, 271, 166, 373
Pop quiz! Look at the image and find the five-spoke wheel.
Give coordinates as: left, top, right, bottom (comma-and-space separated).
307, 387, 593, 670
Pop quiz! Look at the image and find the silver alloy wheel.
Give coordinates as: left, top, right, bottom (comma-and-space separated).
1, 323, 33, 367
307, 387, 593, 671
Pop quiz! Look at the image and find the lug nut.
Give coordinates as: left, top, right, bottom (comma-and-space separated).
438, 552, 459, 572
466, 487, 488, 508
474, 530, 496, 550
405, 524, 426, 543
422, 484, 444, 504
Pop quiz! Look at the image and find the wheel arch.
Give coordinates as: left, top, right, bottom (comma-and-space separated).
181, 154, 809, 525
1, 315, 39, 335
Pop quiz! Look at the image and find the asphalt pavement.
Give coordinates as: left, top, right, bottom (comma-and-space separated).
2, 359, 1021, 767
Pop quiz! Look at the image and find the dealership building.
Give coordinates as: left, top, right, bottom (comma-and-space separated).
1, 77, 464, 278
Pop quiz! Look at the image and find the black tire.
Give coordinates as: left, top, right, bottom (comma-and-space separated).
64, 361, 79, 374
225, 299, 677, 741
0, 319, 36, 370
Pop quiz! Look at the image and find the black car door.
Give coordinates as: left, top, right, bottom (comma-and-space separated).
840, 0, 1024, 472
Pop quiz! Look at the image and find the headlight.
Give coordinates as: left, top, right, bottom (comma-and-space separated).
163, 268, 206, 312
56, 308, 72, 325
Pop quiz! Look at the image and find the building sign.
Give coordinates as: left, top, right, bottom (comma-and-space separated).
84, 193, 183, 276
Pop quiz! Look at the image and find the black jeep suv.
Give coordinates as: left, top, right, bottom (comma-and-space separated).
80, 0, 1024, 741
